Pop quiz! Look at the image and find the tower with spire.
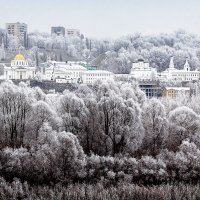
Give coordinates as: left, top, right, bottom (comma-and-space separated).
169, 56, 175, 70
161, 56, 199, 81
184, 58, 190, 71
0, 37, 5, 61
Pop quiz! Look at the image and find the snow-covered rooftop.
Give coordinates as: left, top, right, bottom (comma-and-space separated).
49, 64, 87, 70
165, 87, 190, 91
84, 70, 113, 74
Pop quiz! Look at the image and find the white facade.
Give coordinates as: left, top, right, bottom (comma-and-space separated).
82, 70, 114, 84
41, 60, 114, 84
160, 57, 200, 81
130, 59, 157, 80
56, 78, 70, 83
4, 54, 35, 80
114, 74, 132, 81
41, 61, 87, 82
129, 57, 200, 82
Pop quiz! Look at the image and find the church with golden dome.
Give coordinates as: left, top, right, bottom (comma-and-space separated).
4, 53, 35, 80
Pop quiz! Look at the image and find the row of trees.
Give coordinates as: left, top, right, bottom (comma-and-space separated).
1, 178, 200, 200
2, 30, 200, 73
0, 80, 199, 185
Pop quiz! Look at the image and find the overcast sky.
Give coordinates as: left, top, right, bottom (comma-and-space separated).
0, 0, 200, 38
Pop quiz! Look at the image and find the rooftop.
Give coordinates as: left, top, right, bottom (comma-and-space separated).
84, 70, 113, 74
165, 87, 190, 91
14, 54, 25, 60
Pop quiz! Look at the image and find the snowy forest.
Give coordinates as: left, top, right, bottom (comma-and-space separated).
2, 30, 200, 73
0, 79, 200, 199
2, 28, 200, 199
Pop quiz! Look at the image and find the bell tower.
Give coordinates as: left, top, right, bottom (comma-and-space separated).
184, 58, 190, 71
169, 56, 175, 69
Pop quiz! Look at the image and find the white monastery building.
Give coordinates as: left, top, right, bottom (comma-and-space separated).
40, 60, 114, 84
129, 57, 200, 82
41, 60, 87, 83
3, 54, 35, 80
159, 57, 200, 81
82, 70, 114, 84
130, 59, 157, 80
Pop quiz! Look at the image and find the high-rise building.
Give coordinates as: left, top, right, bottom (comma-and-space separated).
51, 26, 65, 36
65, 29, 80, 37
6, 22, 28, 47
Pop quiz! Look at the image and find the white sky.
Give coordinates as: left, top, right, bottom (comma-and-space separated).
0, 0, 200, 39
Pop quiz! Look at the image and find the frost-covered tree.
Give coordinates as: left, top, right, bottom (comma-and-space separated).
27, 101, 60, 140
98, 92, 144, 156
168, 107, 200, 140
1, 122, 86, 184
164, 106, 200, 152
82, 98, 103, 155
58, 91, 89, 148
0, 81, 33, 147
55, 131, 86, 182
141, 98, 168, 156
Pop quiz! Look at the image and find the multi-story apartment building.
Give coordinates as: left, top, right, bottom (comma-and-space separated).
6, 22, 28, 47
51, 26, 65, 36
65, 29, 80, 37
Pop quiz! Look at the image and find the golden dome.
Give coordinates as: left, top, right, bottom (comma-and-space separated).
15, 54, 25, 60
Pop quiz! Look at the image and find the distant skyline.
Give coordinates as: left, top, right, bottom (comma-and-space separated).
1, 0, 200, 39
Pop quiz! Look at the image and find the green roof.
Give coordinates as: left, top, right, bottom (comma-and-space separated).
85, 66, 97, 70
